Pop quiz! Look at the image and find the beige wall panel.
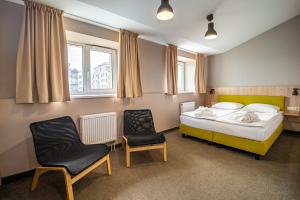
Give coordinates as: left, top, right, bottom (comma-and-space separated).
178, 49, 195, 60
64, 17, 119, 42
0, 1, 23, 98
138, 39, 166, 93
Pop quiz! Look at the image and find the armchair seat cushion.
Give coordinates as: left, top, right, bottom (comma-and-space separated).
125, 133, 165, 147
40, 143, 109, 175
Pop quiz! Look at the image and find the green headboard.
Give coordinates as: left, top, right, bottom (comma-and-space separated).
217, 95, 285, 111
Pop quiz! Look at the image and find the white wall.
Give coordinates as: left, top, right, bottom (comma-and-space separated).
208, 15, 300, 87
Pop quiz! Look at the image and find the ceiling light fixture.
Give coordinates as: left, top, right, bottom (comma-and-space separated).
205, 14, 218, 40
157, 0, 174, 21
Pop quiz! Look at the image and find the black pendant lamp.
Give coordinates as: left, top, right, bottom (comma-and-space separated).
205, 14, 218, 40
157, 0, 174, 21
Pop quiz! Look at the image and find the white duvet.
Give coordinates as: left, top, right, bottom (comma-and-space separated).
216, 110, 282, 127
182, 107, 239, 120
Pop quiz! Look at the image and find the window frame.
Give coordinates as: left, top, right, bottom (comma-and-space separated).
67, 42, 84, 96
177, 61, 186, 92
177, 60, 196, 93
67, 41, 118, 97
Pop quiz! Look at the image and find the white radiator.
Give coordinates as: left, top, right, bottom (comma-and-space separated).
80, 112, 117, 144
180, 101, 196, 113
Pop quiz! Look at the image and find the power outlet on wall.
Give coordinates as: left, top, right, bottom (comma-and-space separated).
287, 107, 300, 111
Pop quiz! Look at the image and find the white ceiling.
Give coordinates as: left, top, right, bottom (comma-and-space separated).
9, 0, 300, 55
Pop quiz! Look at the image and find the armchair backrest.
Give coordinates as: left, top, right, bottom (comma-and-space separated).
29, 116, 82, 164
124, 109, 156, 135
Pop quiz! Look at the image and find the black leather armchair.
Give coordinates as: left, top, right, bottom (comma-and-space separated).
122, 109, 167, 167
30, 116, 111, 200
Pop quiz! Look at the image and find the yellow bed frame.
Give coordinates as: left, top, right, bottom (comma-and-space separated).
179, 95, 285, 159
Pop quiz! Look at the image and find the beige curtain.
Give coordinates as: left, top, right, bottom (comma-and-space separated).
195, 53, 206, 93
117, 29, 142, 98
16, 0, 70, 103
165, 44, 178, 95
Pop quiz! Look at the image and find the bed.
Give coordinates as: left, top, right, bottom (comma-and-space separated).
179, 95, 285, 159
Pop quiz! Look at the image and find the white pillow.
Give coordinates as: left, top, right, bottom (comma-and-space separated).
242, 103, 280, 113
212, 102, 244, 110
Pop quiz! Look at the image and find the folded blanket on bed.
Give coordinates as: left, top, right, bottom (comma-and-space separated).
195, 106, 209, 111
194, 107, 215, 118
229, 111, 260, 123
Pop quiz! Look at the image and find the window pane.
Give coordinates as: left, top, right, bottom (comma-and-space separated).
90, 50, 113, 89
67, 45, 83, 93
178, 62, 185, 91
185, 62, 196, 92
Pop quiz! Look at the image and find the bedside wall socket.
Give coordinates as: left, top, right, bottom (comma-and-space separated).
287, 106, 299, 111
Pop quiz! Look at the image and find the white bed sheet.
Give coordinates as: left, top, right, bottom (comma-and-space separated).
180, 113, 283, 141
216, 110, 282, 127
182, 108, 239, 120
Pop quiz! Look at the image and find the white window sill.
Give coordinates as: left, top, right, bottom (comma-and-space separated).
71, 94, 117, 99
178, 91, 195, 94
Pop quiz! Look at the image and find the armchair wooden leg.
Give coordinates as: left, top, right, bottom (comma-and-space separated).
31, 168, 48, 191
106, 154, 111, 175
30, 155, 110, 200
122, 139, 125, 148
163, 142, 167, 162
126, 144, 131, 168
63, 171, 74, 200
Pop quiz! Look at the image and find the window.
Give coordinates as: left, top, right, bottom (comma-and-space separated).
177, 62, 185, 91
177, 59, 196, 93
67, 43, 117, 96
